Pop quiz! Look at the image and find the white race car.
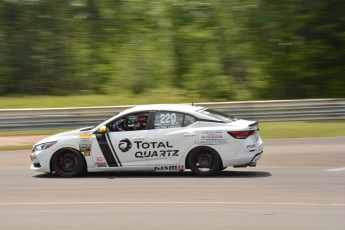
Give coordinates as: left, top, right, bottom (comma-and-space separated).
30, 104, 263, 177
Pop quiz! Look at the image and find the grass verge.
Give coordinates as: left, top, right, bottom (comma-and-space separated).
0, 145, 32, 151
260, 120, 345, 139
0, 129, 70, 137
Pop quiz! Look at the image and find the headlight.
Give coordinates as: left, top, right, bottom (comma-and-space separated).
32, 141, 57, 152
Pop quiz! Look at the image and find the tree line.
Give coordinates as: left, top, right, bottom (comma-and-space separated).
0, 0, 344, 100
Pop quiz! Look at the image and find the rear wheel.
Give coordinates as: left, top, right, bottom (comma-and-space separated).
187, 147, 222, 176
51, 149, 85, 177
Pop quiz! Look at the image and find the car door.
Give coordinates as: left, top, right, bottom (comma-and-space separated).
146, 111, 198, 166
92, 112, 149, 167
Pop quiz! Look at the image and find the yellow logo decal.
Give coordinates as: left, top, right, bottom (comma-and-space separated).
79, 134, 93, 139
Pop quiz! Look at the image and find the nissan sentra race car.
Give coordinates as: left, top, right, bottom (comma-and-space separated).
30, 104, 263, 177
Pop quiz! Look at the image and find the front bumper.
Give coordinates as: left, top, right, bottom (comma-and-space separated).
30, 150, 52, 173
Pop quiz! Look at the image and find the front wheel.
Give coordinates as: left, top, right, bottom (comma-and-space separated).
187, 147, 222, 176
51, 149, 86, 177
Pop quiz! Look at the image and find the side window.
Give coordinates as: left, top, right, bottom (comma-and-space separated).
183, 114, 197, 127
108, 113, 149, 132
154, 112, 197, 129
154, 112, 183, 129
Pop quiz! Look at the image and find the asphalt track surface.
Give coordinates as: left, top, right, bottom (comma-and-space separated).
0, 137, 344, 230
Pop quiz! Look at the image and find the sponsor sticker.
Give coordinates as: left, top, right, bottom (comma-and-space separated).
79, 133, 92, 154
154, 165, 184, 171
195, 140, 226, 145
196, 131, 227, 145
127, 140, 179, 159
155, 124, 181, 129
135, 150, 179, 158
201, 131, 223, 140
79, 143, 91, 156
79, 134, 93, 139
95, 157, 107, 166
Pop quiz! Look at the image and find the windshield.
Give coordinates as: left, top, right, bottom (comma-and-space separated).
197, 109, 237, 123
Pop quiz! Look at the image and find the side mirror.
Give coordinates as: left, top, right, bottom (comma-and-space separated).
98, 126, 107, 134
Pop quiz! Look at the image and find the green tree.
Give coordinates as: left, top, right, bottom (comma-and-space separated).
248, 0, 345, 99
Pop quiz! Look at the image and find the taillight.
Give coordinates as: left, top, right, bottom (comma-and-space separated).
228, 130, 255, 139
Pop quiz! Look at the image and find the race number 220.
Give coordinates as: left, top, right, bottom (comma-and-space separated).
160, 113, 176, 124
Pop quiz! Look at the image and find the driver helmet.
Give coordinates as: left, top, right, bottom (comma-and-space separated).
134, 115, 148, 129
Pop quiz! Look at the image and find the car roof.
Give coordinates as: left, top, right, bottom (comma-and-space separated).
122, 104, 205, 114
96, 104, 221, 128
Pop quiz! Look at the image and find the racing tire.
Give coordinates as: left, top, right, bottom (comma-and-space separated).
187, 147, 222, 176
51, 149, 86, 177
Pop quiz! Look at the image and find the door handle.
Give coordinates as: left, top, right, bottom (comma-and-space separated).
184, 132, 196, 136
133, 136, 145, 141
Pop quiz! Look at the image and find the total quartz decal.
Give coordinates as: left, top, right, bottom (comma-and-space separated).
118, 139, 179, 158
134, 141, 179, 158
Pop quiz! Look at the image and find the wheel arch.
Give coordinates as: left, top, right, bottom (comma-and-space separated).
185, 146, 223, 169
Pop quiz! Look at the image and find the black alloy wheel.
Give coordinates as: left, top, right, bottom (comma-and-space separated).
187, 147, 222, 176
51, 149, 85, 177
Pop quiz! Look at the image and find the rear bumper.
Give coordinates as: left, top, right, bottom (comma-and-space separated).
234, 151, 263, 167
251, 151, 263, 163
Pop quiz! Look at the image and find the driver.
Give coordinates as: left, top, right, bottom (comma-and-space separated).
134, 115, 148, 130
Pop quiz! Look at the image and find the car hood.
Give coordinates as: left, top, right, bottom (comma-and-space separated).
33, 127, 94, 146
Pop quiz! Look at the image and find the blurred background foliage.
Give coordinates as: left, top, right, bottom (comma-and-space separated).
0, 0, 344, 101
